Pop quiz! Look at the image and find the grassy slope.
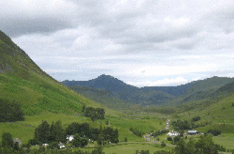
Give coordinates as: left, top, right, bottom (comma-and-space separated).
171, 90, 234, 149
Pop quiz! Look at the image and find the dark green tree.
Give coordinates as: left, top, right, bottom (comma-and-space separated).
0, 99, 24, 122
80, 137, 89, 147
13, 142, 19, 151
195, 135, 218, 154
48, 142, 59, 149
66, 122, 80, 135
91, 146, 104, 154
49, 120, 66, 143
34, 120, 50, 143
72, 134, 81, 147
2, 132, 13, 148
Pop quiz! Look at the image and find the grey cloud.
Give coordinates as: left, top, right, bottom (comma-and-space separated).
1, 17, 73, 37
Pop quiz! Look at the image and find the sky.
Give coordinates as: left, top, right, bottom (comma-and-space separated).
1, 0, 234, 87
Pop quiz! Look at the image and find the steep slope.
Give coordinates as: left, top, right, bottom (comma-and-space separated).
0, 30, 105, 115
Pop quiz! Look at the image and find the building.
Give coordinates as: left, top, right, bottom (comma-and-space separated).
58, 142, 65, 149
167, 131, 180, 137
188, 130, 199, 135
66, 135, 75, 142
13, 138, 22, 146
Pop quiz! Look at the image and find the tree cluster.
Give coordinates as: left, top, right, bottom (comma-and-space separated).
66, 122, 119, 146
171, 119, 208, 131
152, 129, 169, 137
0, 99, 24, 122
32, 120, 66, 145
191, 116, 201, 122
207, 129, 221, 136
174, 134, 225, 154
136, 150, 150, 154
1, 132, 21, 152
83, 106, 105, 121
129, 127, 144, 138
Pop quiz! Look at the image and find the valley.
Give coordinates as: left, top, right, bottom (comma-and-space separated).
0, 30, 234, 153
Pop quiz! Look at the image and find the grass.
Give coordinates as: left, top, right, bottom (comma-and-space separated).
212, 133, 234, 149
102, 143, 172, 154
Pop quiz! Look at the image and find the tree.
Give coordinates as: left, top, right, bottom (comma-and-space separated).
49, 120, 66, 143
2, 132, 13, 148
0, 99, 24, 122
13, 142, 19, 151
72, 134, 81, 147
91, 146, 104, 154
34, 120, 50, 143
167, 137, 172, 141
195, 135, 218, 154
66, 122, 80, 135
82, 105, 86, 112
161, 141, 166, 147
48, 142, 59, 149
80, 137, 88, 147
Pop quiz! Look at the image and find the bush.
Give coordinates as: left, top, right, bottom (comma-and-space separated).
48, 142, 59, 149
161, 141, 166, 147
167, 137, 172, 141
0, 99, 24, 122
191, 116, 201, 122
207, 129, 221, 136
154, 150, 172, 154
129, 127, 143, 137
136, 150, 150, 154
1, 132, 13, 148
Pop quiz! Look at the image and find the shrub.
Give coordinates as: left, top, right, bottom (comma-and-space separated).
1, 132, 13, 148
167, 137, 172, 141
207, 129, 221, 136
191, 116, 201, 122
161, 141, 166, 147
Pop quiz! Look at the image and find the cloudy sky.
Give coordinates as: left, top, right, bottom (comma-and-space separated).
1, 0, 234, 87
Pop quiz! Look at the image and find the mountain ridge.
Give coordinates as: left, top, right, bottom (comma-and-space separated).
62, 75, 234, 106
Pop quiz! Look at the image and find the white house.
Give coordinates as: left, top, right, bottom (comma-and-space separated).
42, 143, 49, 147
188, 130, 199, 135
58, 142, 65, 149
167, 131, 180, 137
66, 135, 75, 142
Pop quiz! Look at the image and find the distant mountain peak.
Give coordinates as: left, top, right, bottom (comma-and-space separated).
97, 74, 115, 79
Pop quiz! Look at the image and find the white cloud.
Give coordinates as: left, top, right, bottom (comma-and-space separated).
127, 77, 189, 87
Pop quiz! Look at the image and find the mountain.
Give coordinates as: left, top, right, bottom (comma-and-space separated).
62, 75, 234, 106
62, 74, 177, 105
0, 30, 104, 115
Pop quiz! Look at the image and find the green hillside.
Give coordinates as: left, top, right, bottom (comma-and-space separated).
0, 30, 108, 115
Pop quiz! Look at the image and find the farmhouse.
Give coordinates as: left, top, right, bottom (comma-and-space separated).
13, 138, 22, 146
66, 135, 75, 142
167, 130, 180, 137
188, 130, 199, 135
58, 142, 65, 149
